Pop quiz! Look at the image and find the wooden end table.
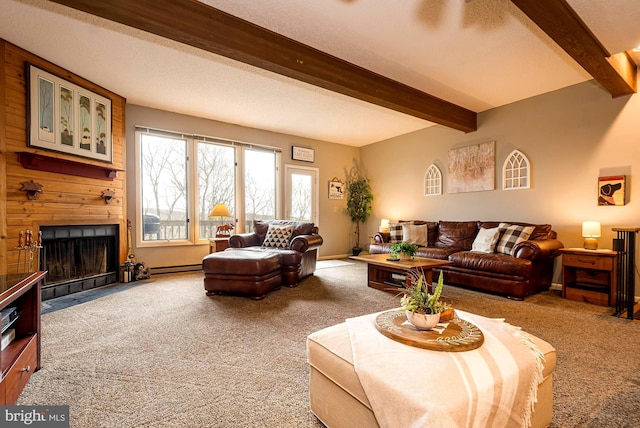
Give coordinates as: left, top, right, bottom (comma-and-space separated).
349, 253, 452, 293
209, 237, 230, 253
559, 247, 617, 306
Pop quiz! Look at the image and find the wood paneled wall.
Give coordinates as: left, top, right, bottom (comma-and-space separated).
0, 39, 127, 274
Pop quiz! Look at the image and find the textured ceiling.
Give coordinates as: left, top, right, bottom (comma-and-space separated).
1, 0, 638, 146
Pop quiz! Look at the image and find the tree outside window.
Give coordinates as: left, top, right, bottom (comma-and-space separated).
140, 134, 188, 241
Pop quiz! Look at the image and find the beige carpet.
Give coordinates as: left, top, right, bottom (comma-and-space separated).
19, 262, 640, 427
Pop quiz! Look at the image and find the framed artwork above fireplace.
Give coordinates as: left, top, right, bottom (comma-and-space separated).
26, 63, 113, 163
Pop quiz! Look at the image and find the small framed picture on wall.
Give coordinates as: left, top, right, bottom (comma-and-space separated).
598, 175, 626, 206
328, 178, 344, 199
292, 146, 315, 162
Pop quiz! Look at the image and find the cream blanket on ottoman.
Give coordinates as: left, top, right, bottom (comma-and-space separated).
345, 310, 544, 428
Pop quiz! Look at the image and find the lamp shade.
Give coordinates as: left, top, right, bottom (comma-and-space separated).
379, 218, 390, 233
209, 203, 231, 218
582, 221, 600, 250
582, 221, 601, 238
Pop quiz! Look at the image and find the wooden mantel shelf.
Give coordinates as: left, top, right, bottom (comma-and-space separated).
17, 152, 122, 181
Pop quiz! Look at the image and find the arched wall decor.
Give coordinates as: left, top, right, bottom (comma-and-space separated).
424, 164, 442, 196
503, 149, 530, 190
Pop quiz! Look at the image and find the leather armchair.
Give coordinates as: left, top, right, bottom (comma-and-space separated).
229, 220, 323, 286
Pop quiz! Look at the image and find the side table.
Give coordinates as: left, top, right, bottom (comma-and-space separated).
560, 248, 617, 306
209, 238, 230, 253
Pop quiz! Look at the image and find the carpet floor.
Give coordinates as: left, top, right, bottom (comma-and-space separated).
18, 261, 640, 427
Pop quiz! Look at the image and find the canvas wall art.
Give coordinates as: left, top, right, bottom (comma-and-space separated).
448, 141, 495, 193
598, 175, 626, 206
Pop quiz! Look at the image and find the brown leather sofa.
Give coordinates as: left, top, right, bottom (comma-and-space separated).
227, 220, 324, 286
370, 221, 564, 300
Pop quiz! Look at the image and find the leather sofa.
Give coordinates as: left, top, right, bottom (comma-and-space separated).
370, 221, 564, 300
227, 220, 324, 286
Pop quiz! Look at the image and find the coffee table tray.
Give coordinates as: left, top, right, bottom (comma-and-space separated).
375, 310, 484, 352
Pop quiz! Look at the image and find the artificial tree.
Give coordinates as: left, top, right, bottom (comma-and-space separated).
345, 163, 373, 255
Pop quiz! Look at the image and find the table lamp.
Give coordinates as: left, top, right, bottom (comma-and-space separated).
379, 219, 390, 233
209, 203, 232, 237
582, 221, 601, 250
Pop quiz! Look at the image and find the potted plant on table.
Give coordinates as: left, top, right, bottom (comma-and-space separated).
345, 162, 373, 256
391, 241, 418, 260
398, 270, 449, 330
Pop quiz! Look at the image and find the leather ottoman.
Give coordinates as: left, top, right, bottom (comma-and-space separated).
307, 321, 556, 428
202, 250, 281, 300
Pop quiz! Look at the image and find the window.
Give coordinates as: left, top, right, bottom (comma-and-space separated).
139, 133, 188, 241
136, 129, 281, 246
424, 164, 442, 196
503, 150, 530, 190
285, 165, 318, 224
197, 141, 235, 241
243, 148, 277, 231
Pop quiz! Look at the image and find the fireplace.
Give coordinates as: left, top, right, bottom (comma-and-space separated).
39, 224, 119, 300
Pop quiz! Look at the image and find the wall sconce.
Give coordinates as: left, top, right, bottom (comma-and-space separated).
379, 218, 390, 233
101, 189, 115, 204
20, 180, 43, 200
582, 221, 601, 250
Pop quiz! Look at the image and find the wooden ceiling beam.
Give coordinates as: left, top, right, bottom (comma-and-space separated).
48, 0, 477, 133
511, 0, 637, 98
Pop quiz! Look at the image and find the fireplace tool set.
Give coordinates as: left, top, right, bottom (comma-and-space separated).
16, 229, 42, 273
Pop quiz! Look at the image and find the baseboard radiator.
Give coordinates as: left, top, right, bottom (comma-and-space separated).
150, 264, 203, 275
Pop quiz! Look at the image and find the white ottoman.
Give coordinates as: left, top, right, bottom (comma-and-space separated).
307, 322, 556, 428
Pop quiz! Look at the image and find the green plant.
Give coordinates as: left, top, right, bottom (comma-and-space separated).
345, 163, 373, 250
391, 241, 418, 258
399, 270, 446, 315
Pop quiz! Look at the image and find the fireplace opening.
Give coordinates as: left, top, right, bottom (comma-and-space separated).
39, 224, 119, 300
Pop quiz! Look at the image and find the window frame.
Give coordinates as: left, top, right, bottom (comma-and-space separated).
194, 138, 237, 243
135, 130, 191, 248
135, 128, 282, 248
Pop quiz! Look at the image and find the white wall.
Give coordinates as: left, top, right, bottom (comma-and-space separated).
360, 80, 640, 288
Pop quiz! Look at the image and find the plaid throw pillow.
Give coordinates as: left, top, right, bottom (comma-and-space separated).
262, 224, 294, 249
388, 223, 404, 244
495, 223, 535, 255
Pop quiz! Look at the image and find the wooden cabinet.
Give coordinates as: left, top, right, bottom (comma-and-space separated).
560, 248, 617, 307
209, 238, 230, 253
0, 271, 45, 405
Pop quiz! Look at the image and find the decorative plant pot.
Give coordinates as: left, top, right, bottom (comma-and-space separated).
405, 310, 441, 330
352, 248, 362, 256
400, 253, 414, 261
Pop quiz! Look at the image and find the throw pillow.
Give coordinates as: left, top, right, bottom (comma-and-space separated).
471, 227, 500, 253
388, 223, 405, 244
262, 224, 294, 249
402, 223, 428, 246
495, 223, 535, 255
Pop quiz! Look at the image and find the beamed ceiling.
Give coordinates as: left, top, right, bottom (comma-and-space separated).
1, 0, 639, 146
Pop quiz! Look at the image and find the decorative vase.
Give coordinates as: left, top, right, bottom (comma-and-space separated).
405, 310, 441, 330
400, 253, 414, 261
